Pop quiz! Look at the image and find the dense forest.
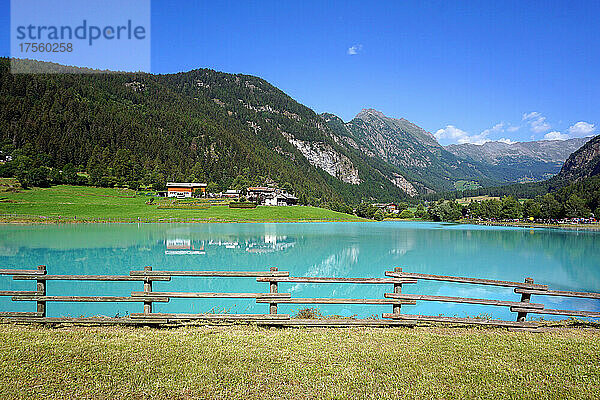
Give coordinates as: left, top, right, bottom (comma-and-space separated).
0, 58, 412, 206
426, 176, 600, 222
419, 179, 554, 202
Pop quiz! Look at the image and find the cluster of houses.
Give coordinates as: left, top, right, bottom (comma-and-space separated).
246, 187, 297, 206
165, 182, 297, 206
164, 183, 406, 210
372, 203, 402, 214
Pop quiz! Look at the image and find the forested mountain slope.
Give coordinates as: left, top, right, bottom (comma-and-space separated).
0, 58, 412, 203
557, 134, 600, 181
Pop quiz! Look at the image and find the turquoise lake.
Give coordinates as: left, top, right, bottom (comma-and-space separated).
1, 222, 599, 320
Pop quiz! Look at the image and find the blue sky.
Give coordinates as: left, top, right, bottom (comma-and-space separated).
1, 0, 598, 145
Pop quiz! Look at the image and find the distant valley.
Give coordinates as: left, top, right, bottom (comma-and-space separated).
445, 137, 590, 182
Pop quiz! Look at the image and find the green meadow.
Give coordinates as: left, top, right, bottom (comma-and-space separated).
0, 181, 363, 223
0, 324, 598, 399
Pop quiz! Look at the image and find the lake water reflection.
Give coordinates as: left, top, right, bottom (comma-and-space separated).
1, 222, 598, 320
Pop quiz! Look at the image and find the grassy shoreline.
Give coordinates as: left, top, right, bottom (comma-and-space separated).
1, 324, 598, 399
0, 215, 367, 224
2, 182, 599, 229
0, 183, 365, 224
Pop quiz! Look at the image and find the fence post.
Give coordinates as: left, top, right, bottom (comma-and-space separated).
393, 267, 402, 315
143, 266, 152, 314
36, 265, 47, 317
269, 267, 278, 315
516, 277, 534, 322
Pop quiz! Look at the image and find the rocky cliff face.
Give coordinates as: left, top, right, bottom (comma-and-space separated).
558, 135, 600, 180
389, 173, 418, 196
280, 131, 361, 185
347, 109, 441, 168
320, 111, 425, 195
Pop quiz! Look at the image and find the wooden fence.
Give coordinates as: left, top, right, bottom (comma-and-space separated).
1, 266, 598, 328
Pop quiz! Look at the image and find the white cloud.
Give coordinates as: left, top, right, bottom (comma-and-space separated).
567, 121, 595, 137
522, 111, 551, 133
531, 120, 551, 133
538, 121, 595, 141
347, 44, 363, 55
497, 138, 516, 144
436, 114, 596, 145
522, 112, 541, 120
435, 122, 504, 145
480, 122, 505, 137
543, 131, 570, 141
435, 125, 470, 141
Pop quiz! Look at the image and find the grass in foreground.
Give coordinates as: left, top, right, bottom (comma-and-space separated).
0, 324, 599, 399
0, 182, 364, 223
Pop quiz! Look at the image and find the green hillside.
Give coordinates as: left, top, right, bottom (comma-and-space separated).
0, 58, 409, 204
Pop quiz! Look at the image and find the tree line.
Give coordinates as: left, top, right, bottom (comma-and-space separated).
425, 182, 598, 222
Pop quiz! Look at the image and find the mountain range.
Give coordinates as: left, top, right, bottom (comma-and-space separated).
322, 109, 593, 193
0, 58, 592, 203
445, 137, 590, 182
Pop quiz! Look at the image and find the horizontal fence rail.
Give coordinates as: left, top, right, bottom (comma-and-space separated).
130, 292, 291, 299
12, 296, 170, 303
13, 275, 171, 281
256, 277, 418, 284
385, 271, 548, 290
130, 270, 289, 277
383, 293, 544, 309
256, 298, 418, 305
0, 265, 598, 327
514, 288, 600, 299
0, 269, 45, 276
